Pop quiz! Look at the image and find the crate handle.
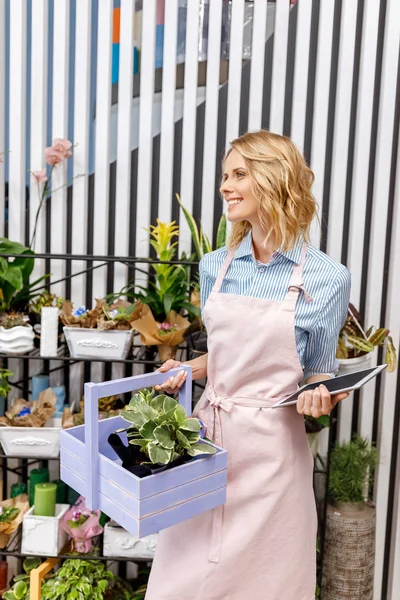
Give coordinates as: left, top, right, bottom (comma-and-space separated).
84, 365, 193, 510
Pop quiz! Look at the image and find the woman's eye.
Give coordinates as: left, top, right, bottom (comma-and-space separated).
236, 172, 245, 178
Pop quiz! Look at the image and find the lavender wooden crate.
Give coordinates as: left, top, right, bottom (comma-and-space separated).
60, 366, 228, 538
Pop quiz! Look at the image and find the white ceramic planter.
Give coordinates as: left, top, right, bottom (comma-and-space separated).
338, 353, 373, 376
0, 421, 61, 458
103, 522, 158, 559
21, 504, 69, 556
63, 327, 133, 359
0, 324, 35, 354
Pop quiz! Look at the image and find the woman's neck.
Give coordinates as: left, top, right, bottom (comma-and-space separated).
250, 224, 277, 264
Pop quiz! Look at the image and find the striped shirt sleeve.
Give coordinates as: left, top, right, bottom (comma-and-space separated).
303, 266, 351, 380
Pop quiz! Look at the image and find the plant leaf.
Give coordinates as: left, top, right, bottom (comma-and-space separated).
176, 194, 202, 260
137, 402, 159, 420
176, 429, 191, 449
139, 420, 158, 440
163, 396, 178, 413
180, 418, 201, 432
147, 441, 172, 464
174, 404, 187, 425
187, 442, 217, 456
120, 410, 147, 428
153, 425, 175, 449
216, 214, 227, 249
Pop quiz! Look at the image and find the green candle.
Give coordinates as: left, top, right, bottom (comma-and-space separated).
11, 482, 27, 498
34, 483, 57, 517
52, 479, 67, 504
29, 468, 49, 506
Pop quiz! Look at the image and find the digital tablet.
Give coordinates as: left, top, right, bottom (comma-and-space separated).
271, 364, 388, 408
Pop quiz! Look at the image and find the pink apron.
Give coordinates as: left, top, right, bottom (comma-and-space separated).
146, 244, 317, 600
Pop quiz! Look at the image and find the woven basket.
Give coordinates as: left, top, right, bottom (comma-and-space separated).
321, 503, 375, 600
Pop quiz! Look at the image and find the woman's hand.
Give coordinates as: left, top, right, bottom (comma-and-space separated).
296, 384, 349, 418
154, 360, 188, 395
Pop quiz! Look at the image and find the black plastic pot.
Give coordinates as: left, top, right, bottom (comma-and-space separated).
108, 431, 191, 478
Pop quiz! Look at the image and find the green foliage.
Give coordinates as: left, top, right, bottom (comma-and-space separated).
0, 505, 19, 523
0, 367, 13, 397
176, 193, 227, 260
29, 290, 64, 314
41, 559, 114, 600
328, 435, 378, 504
3, 557, 41, 600
0, 238, 50, 312
136, 220, 200, 321
119, 389, 216, 466
337, 304, 397, 372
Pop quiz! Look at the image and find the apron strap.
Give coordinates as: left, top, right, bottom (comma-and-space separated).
283, 242, 313, 310
212, 249, 236, 293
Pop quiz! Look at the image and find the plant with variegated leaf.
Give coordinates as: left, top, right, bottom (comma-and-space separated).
117, 389, 216, 466
337, 304, 397, 372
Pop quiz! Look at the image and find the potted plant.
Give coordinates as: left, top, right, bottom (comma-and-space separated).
109, 388, 215, 478
0, 313, 35, 354
60, 299, 140, 360
40, 558, 128, 600
60, 496, 103, 553
321, 435, 378, 599
3, 557, 41, 600
126, 220, 200, 360
0, 494, 30, 550
60, 366, 228, 538
336, 303, 397, 374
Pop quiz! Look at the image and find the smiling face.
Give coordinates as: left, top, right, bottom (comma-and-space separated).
220, 149, 259, 224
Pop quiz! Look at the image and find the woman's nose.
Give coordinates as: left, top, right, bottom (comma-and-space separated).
220, 178, 233, 196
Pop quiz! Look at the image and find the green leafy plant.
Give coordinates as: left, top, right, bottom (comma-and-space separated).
118, 389, 216, 466
3, 557, 41, 600
0, 505, 20, 523
29, 290, 64, 314
0, 238, 49, 313
0, 367, 13, 397
176, 193, 227, 260
337, 303, 397, 372
328, 435, 378, 504
134, 220, 200, 321
40, 559, 114, 600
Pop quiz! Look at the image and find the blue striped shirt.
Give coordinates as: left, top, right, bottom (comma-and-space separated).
199, 231, 351, 380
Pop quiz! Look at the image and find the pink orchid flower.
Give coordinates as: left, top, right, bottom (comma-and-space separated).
44, 138, 73, 166
31, 169, 48, 183
52, 138, 73, 158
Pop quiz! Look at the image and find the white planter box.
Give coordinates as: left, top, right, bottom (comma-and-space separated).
103, 522, 158, 560
0, 421, 61, 458
0, 324, 34, 354
63, 327, 133, 359
21, 504, 69, 556
338, 353, 373, 375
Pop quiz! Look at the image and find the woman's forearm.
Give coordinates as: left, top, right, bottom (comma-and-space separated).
182, 353, 208, 380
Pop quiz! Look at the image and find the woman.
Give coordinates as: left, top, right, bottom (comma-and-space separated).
145, 130, 351, 600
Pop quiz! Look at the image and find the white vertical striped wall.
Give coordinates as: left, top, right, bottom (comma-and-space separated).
2, 1, 400, 597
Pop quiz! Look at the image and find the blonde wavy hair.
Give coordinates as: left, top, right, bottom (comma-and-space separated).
225, 130, 318, 251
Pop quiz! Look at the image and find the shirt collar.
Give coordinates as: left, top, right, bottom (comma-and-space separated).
234, 230, 304, 265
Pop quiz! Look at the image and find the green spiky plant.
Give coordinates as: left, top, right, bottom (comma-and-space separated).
117, 388, 216, 467
328, 435, 378, 505
0, 313, 28, 329
176, 193, 227, 260
336, 303, 397, 372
